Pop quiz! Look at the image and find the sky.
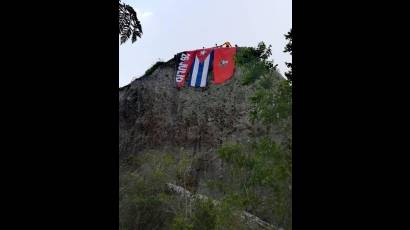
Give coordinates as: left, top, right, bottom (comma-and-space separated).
119, 0, 292, 87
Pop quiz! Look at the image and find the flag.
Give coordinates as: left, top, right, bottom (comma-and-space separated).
187, 48, 213, 88
212, 47, 236, 84
175, 50, 196, 88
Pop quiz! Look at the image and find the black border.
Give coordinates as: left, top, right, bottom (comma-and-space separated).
3, 1, 119, 228
4, 0, 402, 228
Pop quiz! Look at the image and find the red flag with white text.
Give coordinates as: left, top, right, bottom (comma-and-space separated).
175, 50, 196, 88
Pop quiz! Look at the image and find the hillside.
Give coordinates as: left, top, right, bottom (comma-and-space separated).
119, 47, 291, 230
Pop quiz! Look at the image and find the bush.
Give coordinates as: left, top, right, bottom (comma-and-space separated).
192, 199, 216, 230
235, 42, 277, 85
171, 214, 193, 230
144, 61, 165, 76
119, 152, 178, 229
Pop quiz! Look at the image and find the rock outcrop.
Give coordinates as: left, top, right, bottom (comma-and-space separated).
119, 53, 286, 228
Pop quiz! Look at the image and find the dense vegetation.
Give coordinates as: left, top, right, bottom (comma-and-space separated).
119, 31, 292, 230
205, 41, 292, 229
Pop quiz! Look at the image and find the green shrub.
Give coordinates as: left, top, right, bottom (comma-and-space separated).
192, 199, 216, 230
144, 61, 165, 76
171, 214, 193, 230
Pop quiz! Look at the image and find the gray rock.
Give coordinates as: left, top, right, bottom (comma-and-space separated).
119, 54, 285, 205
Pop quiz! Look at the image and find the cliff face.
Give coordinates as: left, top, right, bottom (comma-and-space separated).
119, 55, 284, 195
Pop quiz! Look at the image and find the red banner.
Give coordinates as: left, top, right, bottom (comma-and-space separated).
212, 47, 236, 84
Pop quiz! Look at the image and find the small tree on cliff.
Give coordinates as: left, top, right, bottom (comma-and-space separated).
119, 0, 142, 44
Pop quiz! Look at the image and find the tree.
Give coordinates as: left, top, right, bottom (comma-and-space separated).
206, 42, 292, 229
119, 0, 142, 44
284, 28, 293, 83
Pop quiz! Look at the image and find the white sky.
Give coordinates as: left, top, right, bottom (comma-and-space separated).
119, 0, 292, 87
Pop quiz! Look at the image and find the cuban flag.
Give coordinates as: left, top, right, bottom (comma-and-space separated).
187, 48, 213, 88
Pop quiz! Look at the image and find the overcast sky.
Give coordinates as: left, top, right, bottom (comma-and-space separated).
119, 0, 292, 87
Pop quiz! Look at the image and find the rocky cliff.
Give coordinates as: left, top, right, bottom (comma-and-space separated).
119, 51, 287, 229
122, 57, 285, 172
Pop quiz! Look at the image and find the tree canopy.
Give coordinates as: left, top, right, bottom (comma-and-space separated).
119, 0, 142, 44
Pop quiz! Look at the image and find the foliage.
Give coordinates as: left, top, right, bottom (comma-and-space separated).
284, 29, 293, 83
284, 29, 293, 55
249, 76, 292, 128
171, 197, 243, 230
119, 0, 142, 44
119, 152, 178, 229
192, 199, 217, 230
214, 197, 246, 230
144, 61, 166, 76
120, 149, 252, 230
171, 214, 194, 230
235, 42, 278, 85
235, 40, 292, 130
215, 139, 292, 228
207, 40, 293, 229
